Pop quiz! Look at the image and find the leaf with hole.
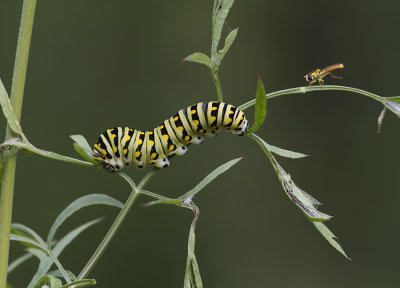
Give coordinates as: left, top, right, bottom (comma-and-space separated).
213, 28, 238, 68
211, 0, 235, 60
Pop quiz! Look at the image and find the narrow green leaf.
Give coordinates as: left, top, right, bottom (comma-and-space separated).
0, 78, 24, 136
26, 249, 53, 288
73, 143, 97, 164
183, 52, 211, 69
33, 275, 62, 288
7, 253, 34, 274
47, 194, 123, 246
214, 28, 238, 67
70, 135, 92, 154
70, 135, 97, 164
211, 0, 235, 62
178, 158, 241, 201
62, 279, 96, 288
247, 77, 267, 134
263, 141, 308, 159
52, 218, 103, 256
26, 220, 102, 288
12, 223, 46, 247
10, 234, 45, 252
313, 222, 350, 259
27, 248, 48, 261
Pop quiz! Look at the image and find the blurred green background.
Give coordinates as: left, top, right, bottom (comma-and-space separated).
1, 0, 400, 287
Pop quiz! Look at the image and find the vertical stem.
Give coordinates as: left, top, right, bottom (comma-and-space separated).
0, 0, 37, 287
77, 169, 159, 280
211, 0, 223, 101
211, 70, 223, 102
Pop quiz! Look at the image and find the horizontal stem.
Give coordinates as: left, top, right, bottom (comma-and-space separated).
2, 139, 94, 167
238, 85, 388, 111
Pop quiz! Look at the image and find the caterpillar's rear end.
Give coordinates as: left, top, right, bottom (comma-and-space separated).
93, 101, 249, 172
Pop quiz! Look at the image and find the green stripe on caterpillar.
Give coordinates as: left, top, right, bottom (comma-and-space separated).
93, 101, 249, 172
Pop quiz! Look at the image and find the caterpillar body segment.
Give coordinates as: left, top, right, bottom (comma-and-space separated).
93, 101, 249, 172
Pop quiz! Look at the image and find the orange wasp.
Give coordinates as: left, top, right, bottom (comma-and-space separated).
304, 63, 344, 86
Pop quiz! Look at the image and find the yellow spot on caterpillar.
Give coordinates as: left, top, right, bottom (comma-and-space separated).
191, 110, 196, 114
126, 135, 131, 141
240, 116, 243, 120
194, 120, 199, 125
149, 131, 153, 135
211, 116, 216, 122
151, 152, 157, 159
110, 129, 115, 131
97, 157, 104, 161
178, 126, 184, 132
113, 147, 117, 153
138, 139, 143, 145
160, 125, 164, 129
184, 135, 190, 141
140, 132, 145, 135
102, 150, 107, 156
129, 128, 133, 131
169, 145, 175, 151
112, 134, 117, 138
163, 134, 169, 141
174, 116, 179, 121
227, 118, 232, 123
123, 149, 128, 155
212, 107, 217, 110
199, 129, 205, 133
229, 110, 234, 114
135, 151, 141, 157
149, 140, 155, 147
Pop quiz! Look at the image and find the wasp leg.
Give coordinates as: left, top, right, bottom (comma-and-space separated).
318, 78, 324, 86
327, 72, 342, 79
308, 79, 316, 86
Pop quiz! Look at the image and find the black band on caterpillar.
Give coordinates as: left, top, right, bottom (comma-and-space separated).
93, 101, 249, 172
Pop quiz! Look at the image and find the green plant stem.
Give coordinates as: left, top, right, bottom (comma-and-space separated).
238, 85, 389, 111
1, 139, 94, 167
0, 1, 37, 287
77, 169, 159, 280
211, 70, 223, 101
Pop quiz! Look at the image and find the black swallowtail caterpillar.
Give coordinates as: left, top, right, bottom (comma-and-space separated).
93, 101, 249, 172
